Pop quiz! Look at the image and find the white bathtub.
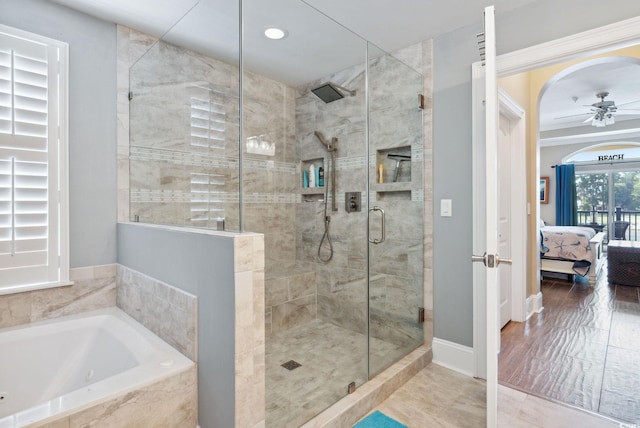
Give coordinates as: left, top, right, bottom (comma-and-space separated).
0, 307, 194, 427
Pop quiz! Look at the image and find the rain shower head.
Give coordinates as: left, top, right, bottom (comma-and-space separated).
311, 82, 356, 103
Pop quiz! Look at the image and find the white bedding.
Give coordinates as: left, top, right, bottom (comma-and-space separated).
540, 225, 597, 275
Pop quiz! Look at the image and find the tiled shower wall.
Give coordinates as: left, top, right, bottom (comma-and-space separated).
294, 49, 427, 355
120, 28, 304, 337
122, 27, 299, 270
118, 27, 433, 349
127, 33, 241, 231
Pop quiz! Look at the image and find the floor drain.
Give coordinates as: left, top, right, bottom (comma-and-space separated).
281, 360, 302, 371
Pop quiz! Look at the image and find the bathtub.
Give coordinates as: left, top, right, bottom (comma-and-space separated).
0, 307, 195, 427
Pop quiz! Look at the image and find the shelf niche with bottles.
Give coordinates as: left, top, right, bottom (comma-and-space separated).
373, 146, 412, 200
300, 157, 325, 202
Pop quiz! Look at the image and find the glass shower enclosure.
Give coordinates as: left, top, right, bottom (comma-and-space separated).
128, 0, 424, 425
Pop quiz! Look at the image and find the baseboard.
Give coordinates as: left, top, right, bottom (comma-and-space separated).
525, 292, 544, 320
432, 337, 474, 377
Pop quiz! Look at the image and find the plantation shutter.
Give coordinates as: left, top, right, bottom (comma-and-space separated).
189, 85, 226, 226
0, 27, 65, 289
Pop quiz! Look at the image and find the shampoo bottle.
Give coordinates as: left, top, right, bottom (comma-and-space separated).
318, 167, 324, 187
308, 164, 316, 188
303, 170, 309, 188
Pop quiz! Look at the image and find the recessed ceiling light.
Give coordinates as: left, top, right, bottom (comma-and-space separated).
264, 27, 288, 40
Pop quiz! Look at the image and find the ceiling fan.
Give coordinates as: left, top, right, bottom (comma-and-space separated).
556, 92, 640, 127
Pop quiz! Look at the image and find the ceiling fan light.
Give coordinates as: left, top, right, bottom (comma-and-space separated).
605, 114, 615, 125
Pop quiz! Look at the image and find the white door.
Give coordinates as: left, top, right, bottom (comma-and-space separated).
498, 113, 512, 329
471, 5, 503, 428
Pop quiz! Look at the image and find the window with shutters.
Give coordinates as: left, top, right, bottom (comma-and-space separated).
0, 25, 69, 293
189, 85, 226, 227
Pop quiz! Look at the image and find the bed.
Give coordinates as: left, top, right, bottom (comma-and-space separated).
539, 223, 605, 284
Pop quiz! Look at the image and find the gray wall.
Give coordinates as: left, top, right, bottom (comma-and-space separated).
117, 223, 236, 428
433, 0, 640, 347
0, 0, 117, 268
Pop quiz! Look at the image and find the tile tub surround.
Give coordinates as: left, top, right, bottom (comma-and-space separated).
116, 264, 198, 361
0, 264, 117, 329
117, 223, 266, 428
26, 365, 197, 428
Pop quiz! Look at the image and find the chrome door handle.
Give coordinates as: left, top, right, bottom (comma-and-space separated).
472, 253, 487, 265
497, 255, 512, 266
369, 206, 385, 244
472, 253, 512, 268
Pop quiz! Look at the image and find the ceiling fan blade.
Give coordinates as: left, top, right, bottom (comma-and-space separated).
615, 99, 640, 108
553, 112, 593, 120
583, 115, 595, 123
615, 109, 640, 114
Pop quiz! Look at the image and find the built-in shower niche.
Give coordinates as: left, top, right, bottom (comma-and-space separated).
373, 146, 412, 200
300, 157, 325, 202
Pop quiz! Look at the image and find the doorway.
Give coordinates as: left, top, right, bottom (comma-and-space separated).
490, 13, 639, 421
472, 11, 640, 426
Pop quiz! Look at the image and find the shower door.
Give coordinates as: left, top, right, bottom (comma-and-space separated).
367, 44, 425, 376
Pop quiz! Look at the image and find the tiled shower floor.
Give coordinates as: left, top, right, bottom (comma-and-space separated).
266, 319, 405, 428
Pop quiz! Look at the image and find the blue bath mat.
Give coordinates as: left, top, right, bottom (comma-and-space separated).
353, 410, 408, 428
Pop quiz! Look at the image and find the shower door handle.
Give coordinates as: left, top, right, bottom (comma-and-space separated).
369, 206, 385, 244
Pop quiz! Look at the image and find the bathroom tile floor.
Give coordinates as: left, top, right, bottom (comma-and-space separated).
367, 363, 618, 427
266, 319, 407, 428
499, 261, 640, 424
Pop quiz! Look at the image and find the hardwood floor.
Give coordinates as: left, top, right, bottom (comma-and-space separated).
499, 262, 640, 424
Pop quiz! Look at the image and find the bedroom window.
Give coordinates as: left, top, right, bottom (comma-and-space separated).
0, 25, 69, 293
575, 171, 640, 241
576, 173, 608, 213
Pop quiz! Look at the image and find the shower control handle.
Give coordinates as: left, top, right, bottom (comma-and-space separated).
369, 206, 385, 244
345, 192, 361, 213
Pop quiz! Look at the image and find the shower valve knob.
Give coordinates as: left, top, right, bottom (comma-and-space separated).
345, 192, 361, 213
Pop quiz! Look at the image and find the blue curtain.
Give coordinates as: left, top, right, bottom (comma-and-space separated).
555, 164, 577, 226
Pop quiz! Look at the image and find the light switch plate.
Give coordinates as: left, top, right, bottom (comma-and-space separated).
441, 199, 452, 217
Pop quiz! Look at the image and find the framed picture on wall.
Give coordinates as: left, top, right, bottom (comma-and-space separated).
540, 177, 549, 204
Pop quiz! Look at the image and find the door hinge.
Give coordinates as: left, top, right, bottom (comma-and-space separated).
418, 307, 425, 324
347, 382, 356, 394
128, 91, 133, 101
418, 94, 425, 110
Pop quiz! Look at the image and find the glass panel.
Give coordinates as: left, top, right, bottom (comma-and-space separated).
613, 171, 640, 240
128, 0, 241, 230
367, 43, 424, 376
241, 0, 368, 425
576, 172, 609, 226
